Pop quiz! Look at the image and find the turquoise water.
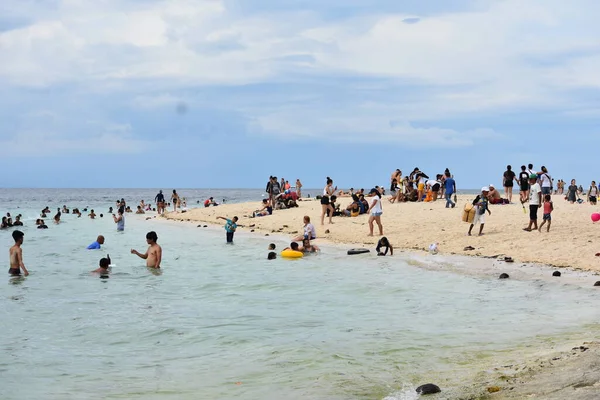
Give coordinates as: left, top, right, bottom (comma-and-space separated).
1, 189, 599, 399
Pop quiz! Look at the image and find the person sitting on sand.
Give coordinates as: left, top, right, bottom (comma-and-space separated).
376, 237, 393, 256
358, 194, 369, 213
131, 231, 162, 268
487, 184, 507, 204
293, 216, 317, 242
468, 187, 491, 236
300, 238, 320, 253
343, 195, 361, 217
204, 197, 218, 207
87, 235, 105, 250
253, 199, 273, 217
91, 255, 111, 274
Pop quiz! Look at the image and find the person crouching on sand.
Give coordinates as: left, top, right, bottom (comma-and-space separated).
468, 187, 491, 236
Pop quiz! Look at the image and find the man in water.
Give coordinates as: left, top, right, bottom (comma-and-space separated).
113, 209, 125, 231
131, 231, 162, 268
155, 190, 165, 214
87, 235, 105, 249
91, 255, 111, 274
9, 230, 29, 276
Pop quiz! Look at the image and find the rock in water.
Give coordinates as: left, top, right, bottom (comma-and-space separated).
499, 273, 510, 279
552, 271, 561, 277
594, 281, 600, 287
416, 383, 441, 395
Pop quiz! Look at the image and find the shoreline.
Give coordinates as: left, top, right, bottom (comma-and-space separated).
157, 200, 600, 399
162, 194, 600, 275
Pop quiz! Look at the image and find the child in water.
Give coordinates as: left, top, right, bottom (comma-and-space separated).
538, 194, 553, 233
91, 255, 111, 274
217, 216, 238, 243
376, 237, 393, 256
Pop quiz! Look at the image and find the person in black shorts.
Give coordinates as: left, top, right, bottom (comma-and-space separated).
518, 165, 530, 203
503, 165, 517, 203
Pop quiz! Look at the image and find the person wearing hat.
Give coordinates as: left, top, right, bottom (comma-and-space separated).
468, 187, 491, 236
524, 174, 542, 232
487, 184, 503, 204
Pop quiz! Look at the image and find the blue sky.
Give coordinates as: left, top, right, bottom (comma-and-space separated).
2, 0, 600, 189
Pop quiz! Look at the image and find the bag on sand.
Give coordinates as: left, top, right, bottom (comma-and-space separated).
462, 203, 476, 223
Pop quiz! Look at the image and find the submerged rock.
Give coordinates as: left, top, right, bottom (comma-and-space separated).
499, 273, 510, 279
552, 271, 561, 277
416, 383, 441, 395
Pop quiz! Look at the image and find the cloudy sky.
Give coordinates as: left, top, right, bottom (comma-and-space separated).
1, 0, 600, 189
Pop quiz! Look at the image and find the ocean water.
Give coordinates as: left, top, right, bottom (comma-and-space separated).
1, 189, 599, 400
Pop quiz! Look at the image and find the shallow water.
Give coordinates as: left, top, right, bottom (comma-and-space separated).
1, 189, 599, 400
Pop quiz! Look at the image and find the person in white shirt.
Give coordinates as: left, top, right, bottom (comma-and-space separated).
367, 189, 383, 236
538, 166, 552, 195
524, 174, 542, 232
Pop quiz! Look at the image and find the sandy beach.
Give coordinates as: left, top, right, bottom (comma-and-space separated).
165, 194, 600, 273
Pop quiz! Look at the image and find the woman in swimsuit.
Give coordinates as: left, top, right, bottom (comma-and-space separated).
171, 190, 180, 212
320, 177, 336, 225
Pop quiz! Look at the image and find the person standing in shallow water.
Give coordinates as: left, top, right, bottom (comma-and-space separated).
9, 230, 29, 276
113, 209, 125, 231
217, 216, 238, 243
131, 231, 162, 268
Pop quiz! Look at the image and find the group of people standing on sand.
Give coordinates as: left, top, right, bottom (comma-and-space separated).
387, 168, 457, 206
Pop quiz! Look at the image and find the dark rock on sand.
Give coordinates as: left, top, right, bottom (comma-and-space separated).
416, 383, 441, 395
499, 273, 510, 279
325, 229, 330, 234
197, 225, 202, 227
250, 229, 255, 232
265, 234, 269, 236
203, 225, 208, 228
594, 281, 600, 287
464, 246, 475, 251
552, 271, 561, 277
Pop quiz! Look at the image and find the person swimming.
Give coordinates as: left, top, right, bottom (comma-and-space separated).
91, 254, 111, 276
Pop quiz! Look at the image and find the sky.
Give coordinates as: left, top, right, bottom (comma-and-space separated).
1, 0, 600, 189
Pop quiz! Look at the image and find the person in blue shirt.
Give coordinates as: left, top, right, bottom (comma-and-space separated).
217, 216, 238, 243
87, 235, 105, 249
443, 171, 456, 208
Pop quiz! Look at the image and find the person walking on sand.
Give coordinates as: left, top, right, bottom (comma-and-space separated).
320, 177, 336, 225
518, 165, 530, 203
523, 174, 542, 232
503, 165, 517, 203
587, 181, 598, 205
217, 216, 238, 243
367, 188, 383, 236
468, 187, 491, 236
444, 171, 456, 208
9, 230, 29, 276
170, 190, 180, 212
295, 179, 302, 198
538, 194, 553, 232
131, 231, 162, 268
538, 166, 552, 196
155, 190, 165, 214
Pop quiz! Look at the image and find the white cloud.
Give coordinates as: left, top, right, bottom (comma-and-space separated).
253, 107, 500, 147
0, 122, 156, 157
2, 0, 600, 147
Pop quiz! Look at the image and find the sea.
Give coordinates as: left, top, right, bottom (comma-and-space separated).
1, 188, 599, 400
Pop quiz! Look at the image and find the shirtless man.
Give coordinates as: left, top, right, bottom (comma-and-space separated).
9, 230, 29, 276
91, 255, 111, 274
487, 184, 503, 204
131, 231, 162, 268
